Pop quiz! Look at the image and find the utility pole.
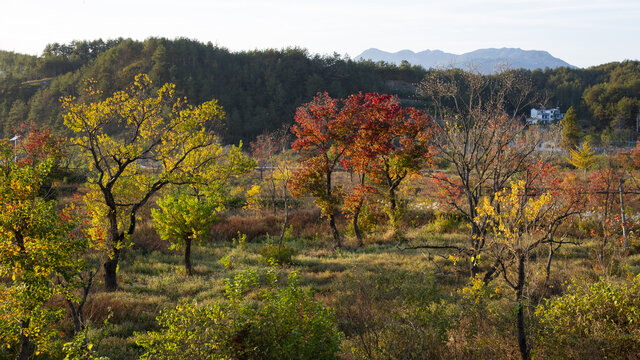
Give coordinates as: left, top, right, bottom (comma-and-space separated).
619, 178, 629, 253
9, 135, 20, 162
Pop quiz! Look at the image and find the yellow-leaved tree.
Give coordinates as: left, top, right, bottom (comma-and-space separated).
0, 132, 89, 359
474, 177, 584, 360
568, 141, 597, 179
62, 74, 250, 291
152, 191, 222, 276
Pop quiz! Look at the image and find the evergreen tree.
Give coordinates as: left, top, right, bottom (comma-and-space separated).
561, 106, 580, 150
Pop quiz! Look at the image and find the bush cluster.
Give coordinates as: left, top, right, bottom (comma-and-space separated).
535, 274, 640, 359
137, 269, 341, 360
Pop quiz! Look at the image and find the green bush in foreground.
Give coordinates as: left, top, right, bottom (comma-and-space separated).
259, 243, 296, 265
535, 274, 640, 359
137, 268, 341, 360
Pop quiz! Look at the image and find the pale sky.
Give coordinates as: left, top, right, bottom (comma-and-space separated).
0, 0, 638, 68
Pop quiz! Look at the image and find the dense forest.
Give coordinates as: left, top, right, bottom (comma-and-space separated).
0, 38, 424, 143
1, 38, 638, 144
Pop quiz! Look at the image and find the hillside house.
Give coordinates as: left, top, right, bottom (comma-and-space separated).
528, 107, 565, 125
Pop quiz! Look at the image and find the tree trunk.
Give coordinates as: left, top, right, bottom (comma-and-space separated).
482, 259, 500, 284
278, 211, 289, 252
601, 180, 611, 264
272, 180, 277, 217
353, 208, 363, 247
14, 233, 33, 360
470, 222, 482, 278
103, 206, 121, 291
388, 187, 397, 229
329, 214, 341, 248
66, 270, 95, 333
185, 236, 193, 276
103, 246, 120, 291
515, 255, 530, 360
67, 298, 82, 334
278, 183, 290, 252
470, 253, 479, 278
326, 169, 341, 248
468, 194, 482, 278
18, 320, 32, 360
353, 174, 365, 247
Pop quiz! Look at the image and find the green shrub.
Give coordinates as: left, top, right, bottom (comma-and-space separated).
259, 243, 296, 265
232, 231, 247, 250
425, 214, 464, 234
576, 219, 602, 237
62, 330, 110, 360
137, 269, 341, 360
219, 233, 250, 270
224, 193, 246, 209
336, 270, 455, 359
535, 275, 640, 359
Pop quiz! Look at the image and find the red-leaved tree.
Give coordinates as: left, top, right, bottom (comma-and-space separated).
290, 92, 435, 247
290, 92, 352, 247
341, 93, 435, 242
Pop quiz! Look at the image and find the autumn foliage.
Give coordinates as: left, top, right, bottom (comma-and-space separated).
0, 129, 88, 359
290, 92, 434, 245
61, 74, 243, 290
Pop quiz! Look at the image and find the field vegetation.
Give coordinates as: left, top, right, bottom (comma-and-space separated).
1, 68, 640, 360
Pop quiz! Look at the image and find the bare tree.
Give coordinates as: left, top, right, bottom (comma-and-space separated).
416, 68, 542, 277
250, 125, 294, 248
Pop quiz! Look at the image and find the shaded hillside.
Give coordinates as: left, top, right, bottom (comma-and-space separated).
416, 62, 639, 142
1, 39, 638, 144
0, 38, 425, 143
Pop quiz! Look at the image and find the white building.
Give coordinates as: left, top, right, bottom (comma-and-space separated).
528, 107, 565, 125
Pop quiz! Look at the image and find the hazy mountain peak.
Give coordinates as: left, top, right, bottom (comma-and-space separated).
356, 47, 575, 73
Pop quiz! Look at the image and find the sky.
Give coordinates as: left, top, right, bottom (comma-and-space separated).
0, 0, 638, 68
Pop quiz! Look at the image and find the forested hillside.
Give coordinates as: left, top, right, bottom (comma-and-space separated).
0, 38, 424, 143
0, 38, 638, 144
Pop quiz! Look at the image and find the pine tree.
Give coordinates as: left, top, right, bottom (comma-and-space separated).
561, 106, 581, 151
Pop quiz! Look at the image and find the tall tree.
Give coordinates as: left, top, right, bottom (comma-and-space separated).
341, 93, 434, 241
62, 74, 239, 291
560, 106, 580, 150
152, 143, 253, 276
416, 69, 540, 277
474, 174, 585, 360
289, 92, 353, 248
568, 140, 597, 180
587, 165, 626, 259
152, 192, 221, 276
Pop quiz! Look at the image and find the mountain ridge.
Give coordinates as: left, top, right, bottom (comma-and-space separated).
356, 47, 575, 74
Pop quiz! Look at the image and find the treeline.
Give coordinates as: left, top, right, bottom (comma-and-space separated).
530, 61, 640, 137
0, 38, 638, 143
0, 38, 424, 143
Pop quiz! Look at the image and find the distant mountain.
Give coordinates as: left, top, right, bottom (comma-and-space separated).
356, 48, 575, 74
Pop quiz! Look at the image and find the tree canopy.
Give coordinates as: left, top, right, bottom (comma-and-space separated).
62, 73, 251, 290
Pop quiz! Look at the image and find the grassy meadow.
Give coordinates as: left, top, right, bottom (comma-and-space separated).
54, 174, 640, 359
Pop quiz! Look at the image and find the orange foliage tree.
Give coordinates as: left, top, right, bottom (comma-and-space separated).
289, 92, 352, 247
290, 92, 435, 247
340, 93, 434, 243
